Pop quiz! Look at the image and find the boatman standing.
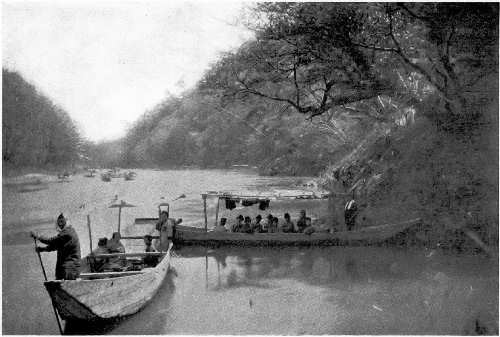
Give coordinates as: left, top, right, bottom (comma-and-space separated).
30, 213, 81, 280
344, 199, 358, 231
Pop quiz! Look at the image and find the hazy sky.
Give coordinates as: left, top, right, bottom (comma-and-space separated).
3, 1, 252, 141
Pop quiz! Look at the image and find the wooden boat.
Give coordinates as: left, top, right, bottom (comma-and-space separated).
84, 169, 96, 178
42, 202, 173, 323
101, 173, 111, 182
124, 171, 137, 181
173, 219, 421, 246
133, 191, 421, 247
44, 243, 172, 322
109, 168, 123, 178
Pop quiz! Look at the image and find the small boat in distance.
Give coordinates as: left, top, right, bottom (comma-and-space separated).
101, 172, 111, 182
84, 169, 97, 178
124, 171, 137, 181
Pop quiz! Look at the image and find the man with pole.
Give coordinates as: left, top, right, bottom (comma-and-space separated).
30, 213, 81, 280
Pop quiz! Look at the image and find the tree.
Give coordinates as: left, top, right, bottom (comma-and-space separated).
204, 3, 497, 131
354, 3, 498, 122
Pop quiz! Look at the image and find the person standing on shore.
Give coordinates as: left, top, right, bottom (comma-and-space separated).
30, 213, 81, 280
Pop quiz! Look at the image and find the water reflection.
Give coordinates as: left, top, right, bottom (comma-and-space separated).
177, 246, 418, 290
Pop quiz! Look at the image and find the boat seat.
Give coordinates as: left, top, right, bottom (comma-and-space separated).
79, 270, 145, 279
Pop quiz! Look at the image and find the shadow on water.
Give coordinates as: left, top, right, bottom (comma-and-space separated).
63, 268, 177, 335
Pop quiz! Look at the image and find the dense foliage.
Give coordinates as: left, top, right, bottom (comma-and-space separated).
2, 68, 83, 171
121, 3, 497, 176
119, 3, 498, 246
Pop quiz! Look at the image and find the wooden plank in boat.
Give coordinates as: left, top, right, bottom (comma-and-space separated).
121, 235, 160, 240
90, 252, 164, 258
79, 270, 148, 279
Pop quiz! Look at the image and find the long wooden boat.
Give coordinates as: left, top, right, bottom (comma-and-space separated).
43, 243, 172, 322
134, 191, 422, 247
172, 218, 422, 246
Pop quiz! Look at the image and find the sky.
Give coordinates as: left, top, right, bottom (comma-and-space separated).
2, 1, 252, 141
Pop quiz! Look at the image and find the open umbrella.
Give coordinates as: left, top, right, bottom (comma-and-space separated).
109, 200, 136, 233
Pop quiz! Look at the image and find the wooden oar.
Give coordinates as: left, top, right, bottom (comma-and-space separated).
33, 238, 63, 335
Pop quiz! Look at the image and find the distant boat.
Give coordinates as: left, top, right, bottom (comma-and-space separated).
84, 169, 96, 178
124, 171, 137, 181
57, 172, 71, 182
101, 173, 111, 182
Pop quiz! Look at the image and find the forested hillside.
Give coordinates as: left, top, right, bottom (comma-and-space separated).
120, 3, 498, 246
2, 68, 83, 173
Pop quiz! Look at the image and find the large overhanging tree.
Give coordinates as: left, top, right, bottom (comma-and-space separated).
204, 3, 497, 129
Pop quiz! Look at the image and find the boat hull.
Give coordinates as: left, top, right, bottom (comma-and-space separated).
173, 219, 422, 247
44, 245, 172, 321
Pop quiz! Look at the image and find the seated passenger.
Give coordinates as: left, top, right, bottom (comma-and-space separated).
296, 210, 308, 233
144, 235, 156, 252
90, 238, 109, 272
106, 232, 127, 271
303, 218, 315, 235
252, 215, 263, 233
269, 217, 279, 233
261, 214, 273, 233
242, 216, 253, 234
214, 218, 228, 232
143, 235, 158, 267
280, 213, 295, 233
231, 215, 244, 232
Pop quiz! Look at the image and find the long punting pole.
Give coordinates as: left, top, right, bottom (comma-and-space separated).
87, 215, 92, 253
214, 197, 220, 228
118, 201, 122, 234
203, 194, 208, 232
33, 238, 63, 335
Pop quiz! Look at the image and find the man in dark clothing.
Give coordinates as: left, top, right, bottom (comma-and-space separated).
31, 213, 81, 280
91, 237, 109, 272
296, 210, 308, 233
280, 213, 295, 233
344, 199, 358, 231
143, 235, 158, 267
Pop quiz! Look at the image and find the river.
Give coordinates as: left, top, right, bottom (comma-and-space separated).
2, 169, 498, 334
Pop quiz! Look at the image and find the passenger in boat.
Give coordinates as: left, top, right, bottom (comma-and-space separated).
280, 213, 295, 233
30, 213, 81, 280
261, 214, 273, 233
242, 216, 253, 234
231, 215, 244, 232
90, 238, 109, 272
214, 218, 228, 232
270, 216, 279, 233
252, 215, 263, 233
296, 210, 308, 233
106, 232, 127, 271
143, 235, 158, 267
344, 199, 358, 231
155, 210, 182, 250
303, 217, 315, 235
155, 211, 169, 231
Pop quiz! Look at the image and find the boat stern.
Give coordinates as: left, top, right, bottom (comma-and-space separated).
44, 281, 98, 321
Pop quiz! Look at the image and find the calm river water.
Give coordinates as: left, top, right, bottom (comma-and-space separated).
2, 169, 498, 334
